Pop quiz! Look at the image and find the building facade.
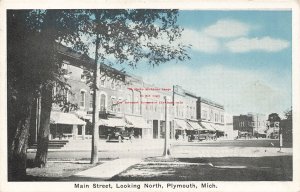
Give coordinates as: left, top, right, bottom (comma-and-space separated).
30, 45, 226, 143
233, 113, 267, 137
197, 97, 225, 138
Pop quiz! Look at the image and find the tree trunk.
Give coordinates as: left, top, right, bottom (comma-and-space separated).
8, 92, 34, 181
34, 86, 52, 168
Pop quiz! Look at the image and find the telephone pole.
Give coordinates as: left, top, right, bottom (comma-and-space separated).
163, 96, 170, 157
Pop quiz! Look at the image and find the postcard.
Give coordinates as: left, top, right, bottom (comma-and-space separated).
1, 0, 299, 192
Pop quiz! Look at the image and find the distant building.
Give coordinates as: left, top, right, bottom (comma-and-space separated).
233, 113, 267, 137
197, 97, 225, 138
224, 114, 238, 139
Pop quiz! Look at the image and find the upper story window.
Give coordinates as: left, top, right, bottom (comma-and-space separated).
80, 90, 86, 108
100, 78, 105, 87
64, 89, 69, 103
100, 94, 106, 112
117, 98, 123, 112
202, 110, 207, 119
111, 81, 115, 90
209, 110, 213, 121
62, 60, 70, 79
110, 96, 117, 112
89, 92, 93, 109
81, 73, 86, 82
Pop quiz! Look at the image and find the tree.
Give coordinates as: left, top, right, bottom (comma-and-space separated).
268, 113, 281, 123
7, 9, 190, 180
7, 10, 87, 179
8, 10, 44, 180
81, 9, 190, 163
31, 10, 86, 168
284, 107, 292, 120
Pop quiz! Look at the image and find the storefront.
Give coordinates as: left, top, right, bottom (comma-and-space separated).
98, 117, 127, 139
174, 119, 188, 140
50, 111, 86, 140
199, 122, 217, 140
125, 115, 151, 139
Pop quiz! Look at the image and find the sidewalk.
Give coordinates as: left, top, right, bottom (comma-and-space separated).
27, 139, 166, 152
68, 158, 141, 181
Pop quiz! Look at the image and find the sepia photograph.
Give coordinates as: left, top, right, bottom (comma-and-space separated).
1, 1, 300, 192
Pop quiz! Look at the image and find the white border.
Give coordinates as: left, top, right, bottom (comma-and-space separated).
1, 1, 299, 192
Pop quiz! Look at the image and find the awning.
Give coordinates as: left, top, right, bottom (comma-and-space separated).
125, 115, 150, 129
200, 122, 216, 131
187, 121, 204, 130
50, 111, 86, 125
98, 118, 127, 127
174, 119, 188, 130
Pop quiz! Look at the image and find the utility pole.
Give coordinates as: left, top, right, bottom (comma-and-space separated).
91, 32, 100, 164
256, 114, 258, 138
279, 123, 282, 152
163, 96, 170, 157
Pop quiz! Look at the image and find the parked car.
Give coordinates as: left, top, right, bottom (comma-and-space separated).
106, 128, 133, 142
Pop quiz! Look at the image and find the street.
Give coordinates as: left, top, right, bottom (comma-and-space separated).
27, 139, 290, 160
26, 139, 292, 181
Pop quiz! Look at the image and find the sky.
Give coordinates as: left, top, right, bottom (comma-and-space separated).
106, 10, 292, 116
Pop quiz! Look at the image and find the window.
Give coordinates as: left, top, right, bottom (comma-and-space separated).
64, 89, 69, 102
100, 94, 106, 112
111, 96, 116, 112
100, 78, 105, 87
81, 74, 86, 82
52, 83, 57, 97
62, 60, 70, 78
117, 98, 122, 112
111, 81, 115, 90
80, 91, 86, 108
127, 93, 133, 113
89, 92, 93, 109
210, 110, 213, 121
202, 110, 207, 119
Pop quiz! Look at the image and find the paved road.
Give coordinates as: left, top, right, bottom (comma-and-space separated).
27, 139, 291, 161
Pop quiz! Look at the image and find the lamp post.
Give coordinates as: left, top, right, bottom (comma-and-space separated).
163, 96, 170, 157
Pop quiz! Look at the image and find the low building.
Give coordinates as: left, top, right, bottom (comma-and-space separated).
233, 113, 267, 138
224, 114, 238, 139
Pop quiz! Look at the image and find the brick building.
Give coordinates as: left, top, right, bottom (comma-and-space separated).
233, 113, 267, 138
30, 44, 226, 142
197, 97, 225, 138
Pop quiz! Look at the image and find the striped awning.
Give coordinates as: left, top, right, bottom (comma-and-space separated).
200, 122, 216, 131
187, 121, 204, 130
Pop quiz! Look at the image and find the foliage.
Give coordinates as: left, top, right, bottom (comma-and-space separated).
268, 113, 281, 122
284, 108, 292, 120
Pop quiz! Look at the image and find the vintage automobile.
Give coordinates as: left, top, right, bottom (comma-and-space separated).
106, 128, 134, 142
